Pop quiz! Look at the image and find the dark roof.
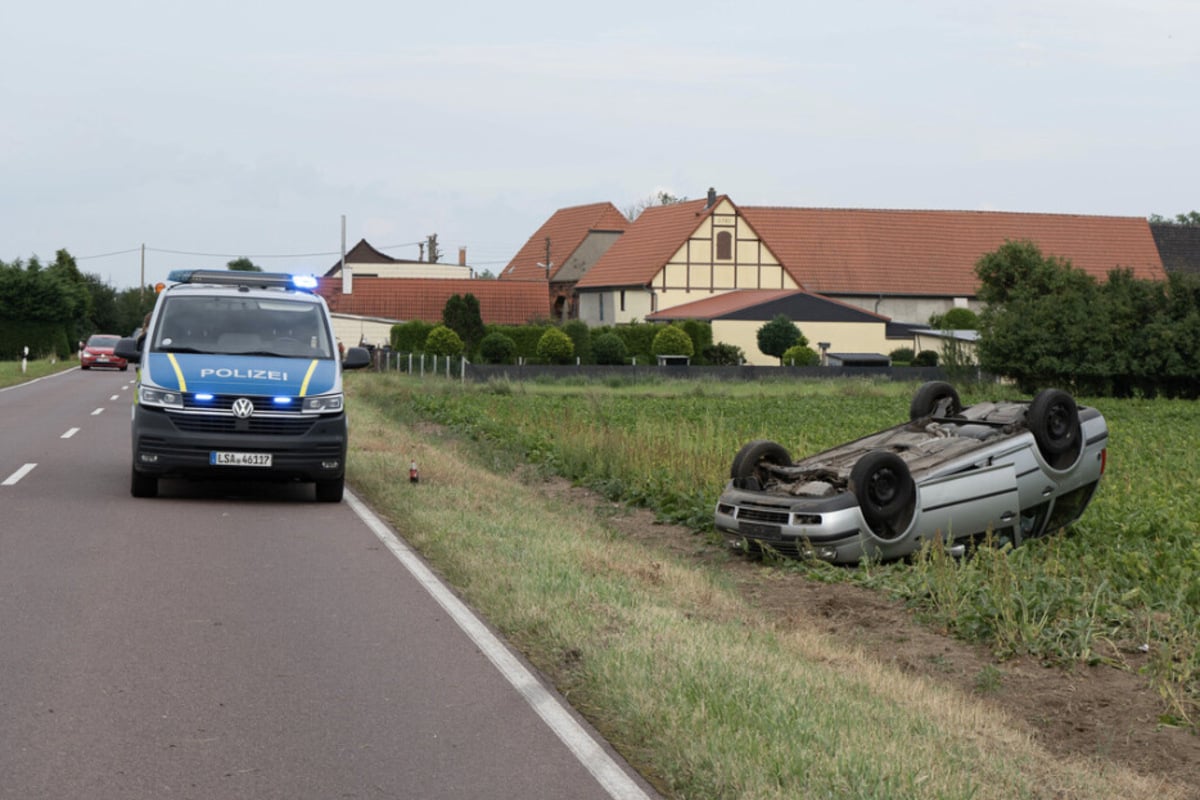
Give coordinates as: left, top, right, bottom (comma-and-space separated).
316, 278, 550, 325
324, 239, 404, 276
1150, 224, 1200, 275
500, 202, 629, 282
646, 289, 889, 323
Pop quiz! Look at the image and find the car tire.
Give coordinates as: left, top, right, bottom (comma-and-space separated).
909, 381, 961, 421
730, 440, 791, 485
80, 364, 89, 370
130, 468, 158, 498
849, 450, 915, 541
1028, 388, 1081, 465
315, 477, 344, 503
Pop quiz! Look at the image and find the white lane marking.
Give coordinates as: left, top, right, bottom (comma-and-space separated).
2, 463, 37, 486
344, 490, 652, 800
91, 407, 104, 416
62, 428, 80, 439
110, 394, 119, 401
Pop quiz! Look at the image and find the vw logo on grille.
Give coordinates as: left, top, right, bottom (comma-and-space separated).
231, 398, 255, 419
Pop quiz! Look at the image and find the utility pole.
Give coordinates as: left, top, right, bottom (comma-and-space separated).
536, 237, 553, 277
139, 243, 145, 299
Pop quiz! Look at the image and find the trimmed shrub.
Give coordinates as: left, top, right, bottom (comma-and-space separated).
425, 325, 465, 357
651, 325, 695, 358
702, 342, 745, 366
781, 344, 819, 366
913, 349, 939, 367
478, 332, 517, 364
592, 332, 628, 365
888, 347, 915, 365
536, 327, 575, 364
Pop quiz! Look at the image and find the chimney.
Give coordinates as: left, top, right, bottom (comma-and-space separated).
706, 187, 717, 208
458, 246, 467, 266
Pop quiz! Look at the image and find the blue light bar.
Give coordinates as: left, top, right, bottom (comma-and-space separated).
194, 393, 214, 401
273, 397, 293, 405
292, 275, 318, 290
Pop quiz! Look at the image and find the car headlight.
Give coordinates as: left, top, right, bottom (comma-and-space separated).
138, 386, 184, 409
302, 393, 344, 413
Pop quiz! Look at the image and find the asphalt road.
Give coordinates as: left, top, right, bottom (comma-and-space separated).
0, 368, 655, 800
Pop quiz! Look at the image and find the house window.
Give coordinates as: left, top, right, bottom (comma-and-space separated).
598, 294, 604, 322
716, 231, 732, 260
620, 289, 626, 312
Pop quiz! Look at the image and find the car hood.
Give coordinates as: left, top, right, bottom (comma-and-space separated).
143, 352, 338, 397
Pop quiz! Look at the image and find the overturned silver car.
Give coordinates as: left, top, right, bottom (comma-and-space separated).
714, 382, 1107, 564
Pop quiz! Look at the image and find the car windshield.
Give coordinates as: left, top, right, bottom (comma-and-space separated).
88, 335, 120, 348
151, 295, 334, 359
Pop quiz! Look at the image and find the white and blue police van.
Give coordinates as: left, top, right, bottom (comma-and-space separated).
115, 270, 371, 502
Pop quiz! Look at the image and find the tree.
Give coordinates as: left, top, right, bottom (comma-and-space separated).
651, 325, 694, 358
424, 325, 464, 357
756, 314, 805, 365
623, 190, 688, 221
442, 293, 485, 355
227, 257, 262, 272
536, 327, 574, 364
928, 307, 979, 330
1148, 211, 1200, 226
562, 320, 592, 363
701, 342, 744, 366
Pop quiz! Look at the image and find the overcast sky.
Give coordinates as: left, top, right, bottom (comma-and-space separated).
3, 0, 1197, 289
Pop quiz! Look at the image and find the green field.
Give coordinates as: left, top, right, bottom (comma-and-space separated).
350, 374, 1200, 726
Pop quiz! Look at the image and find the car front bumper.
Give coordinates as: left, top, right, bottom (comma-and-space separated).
714, 485, 877, 563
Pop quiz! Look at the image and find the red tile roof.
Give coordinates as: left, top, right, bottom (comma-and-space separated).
317, 278, 550, 325
740, 207, 1166, 296
574, 198, 722, 289
573, 203, 1165, 296
500, 202, 629, 282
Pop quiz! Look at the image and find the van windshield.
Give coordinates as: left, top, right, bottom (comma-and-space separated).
152, 296, 335, 359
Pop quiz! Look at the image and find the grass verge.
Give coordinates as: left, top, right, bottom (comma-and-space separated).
0, 357, 77, 388
347, 375, 1189, 800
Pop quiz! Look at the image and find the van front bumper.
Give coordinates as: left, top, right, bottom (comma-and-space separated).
130, 404, 348, 482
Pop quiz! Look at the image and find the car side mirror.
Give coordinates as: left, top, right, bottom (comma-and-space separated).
342, 346, 371, 370
114, 336, 142, 363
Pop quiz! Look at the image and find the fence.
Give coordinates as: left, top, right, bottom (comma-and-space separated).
367, 350, 951, 383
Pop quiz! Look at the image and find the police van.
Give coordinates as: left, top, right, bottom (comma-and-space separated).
115, 270, 371, 502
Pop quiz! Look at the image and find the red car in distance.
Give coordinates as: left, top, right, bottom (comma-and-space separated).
80, 334, 128, 371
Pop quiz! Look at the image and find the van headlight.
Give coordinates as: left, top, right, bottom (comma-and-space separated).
302, 393, 344, 413
139, 386, 184, 409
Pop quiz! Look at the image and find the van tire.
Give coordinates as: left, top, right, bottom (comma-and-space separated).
131, 468, 158, 498
315, 477, 344, 503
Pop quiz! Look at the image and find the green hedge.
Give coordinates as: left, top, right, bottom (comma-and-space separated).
0, 320, 72, 360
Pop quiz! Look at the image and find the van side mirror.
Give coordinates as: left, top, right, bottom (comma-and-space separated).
342, 346, 371, 370
114, 336, 142, 363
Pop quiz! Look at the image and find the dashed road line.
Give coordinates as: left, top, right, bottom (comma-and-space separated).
91, 407, 104, 416
2, 463, 37, 486
62, 428, 80, 439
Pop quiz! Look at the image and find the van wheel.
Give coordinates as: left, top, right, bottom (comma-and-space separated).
849, 451, 915, 541
131, 468, 158, 498
910, 381, 961, 420
315, 477, 344, 503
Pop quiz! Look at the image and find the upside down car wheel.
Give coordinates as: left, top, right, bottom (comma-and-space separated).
1028, 388, 1082, 467
909, 381, 962, 421
849, 450, 915, 541
730, 440, 792, 487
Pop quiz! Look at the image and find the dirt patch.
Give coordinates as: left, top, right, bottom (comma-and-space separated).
541, 478, 1200, 793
